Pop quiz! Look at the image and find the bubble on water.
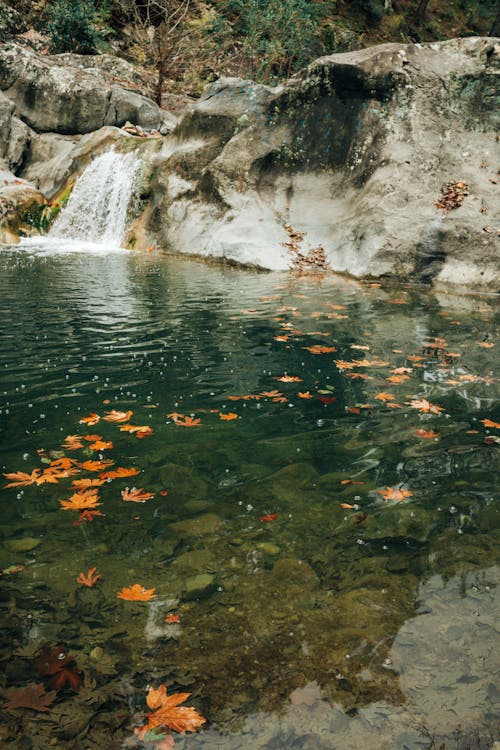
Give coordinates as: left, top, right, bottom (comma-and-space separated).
316, 419, 324, 427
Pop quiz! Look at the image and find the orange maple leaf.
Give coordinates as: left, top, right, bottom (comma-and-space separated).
375, 392, 395, 402
3, 469, 42, 488
165, 613, 180, 624
334, 359, 357, 370
275, 375, 303, 382
260, 390, 282, 398
88, 440, 114, 451
71, 477, 105, 489
173, 416, 201, 427
219, 412, 238, 421
355, 359, 389, 367
386, 374, 410, 384
408, 398, 443, 414
274, 335, 289, 342
121, 488, 155, 503
416, 429, 440, 439
99, 467, 140, 480
49, 457, 79, 470
141, 684, 206, 734
81, 459, 114, 472
117, 584, 156, 601
378, 487, 413, 502
60, 489, 101, 511
480, 419, 500, 429
297, 391, 313, 399
79, 413, 100, 426
303, 345, 336, 354
103, 410, 133, 423
61, 435, 84, 450
77, 567, 101, 587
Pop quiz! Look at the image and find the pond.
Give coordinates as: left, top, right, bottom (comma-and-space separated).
0, 244, 498, 750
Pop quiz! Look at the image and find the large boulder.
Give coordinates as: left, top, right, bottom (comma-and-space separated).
0, 170, 47, 243
0, 43, 170, 135
148, 37, 499, 290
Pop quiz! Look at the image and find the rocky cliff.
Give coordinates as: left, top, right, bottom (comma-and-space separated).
0, 37, 498, 291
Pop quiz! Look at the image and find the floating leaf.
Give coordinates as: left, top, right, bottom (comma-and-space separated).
480, 419, 500, 429
118, 584, 156, 601
297, 391, 313, 399
99, 466, 140, 480
79, 413, 100, 426
141, 684, 206, 734
103, 409, 133, 423
375, 392, 395, 402
416, 429, 440, 439
275, 375, 303, 383
219, 412, 238, 421
378, 487, 413, 502
260, 513, 278, 522
60, 489, 101, 511
408, 398, 443, 414
121, 488, 155, 503
3, 469, 42, 488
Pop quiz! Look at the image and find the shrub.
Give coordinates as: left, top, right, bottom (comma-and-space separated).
42, 0, 102, 54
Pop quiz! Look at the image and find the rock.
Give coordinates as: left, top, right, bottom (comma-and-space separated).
363, 506, 432, 543
0, 169, 48, 241
0, 43, 169, 135
160, 463, 208, 501
271, 557, 320, 589
169, 513, 224, 538
146, 37, 499, 290
4, 536, 41, 552
172, 549, 217, 575
257, 542, 281, 556
182, 573, 217, 600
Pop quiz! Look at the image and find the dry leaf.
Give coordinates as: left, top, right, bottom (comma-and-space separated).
5, 683, 56, 712
118, 584, 156, 601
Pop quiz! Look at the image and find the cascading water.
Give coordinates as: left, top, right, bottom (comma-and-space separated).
48, 149, 143, 248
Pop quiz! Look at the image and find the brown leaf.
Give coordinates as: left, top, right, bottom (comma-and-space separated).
5, 683, 56, 712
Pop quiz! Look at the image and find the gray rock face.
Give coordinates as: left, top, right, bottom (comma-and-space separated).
148, 37, 499, 290
0, 43, 168, 135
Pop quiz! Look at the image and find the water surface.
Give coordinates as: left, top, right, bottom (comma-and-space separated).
0, 244, 498, 749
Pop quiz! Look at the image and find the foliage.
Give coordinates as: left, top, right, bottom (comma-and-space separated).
213, 0, 329, 82
41, 0, 102, 54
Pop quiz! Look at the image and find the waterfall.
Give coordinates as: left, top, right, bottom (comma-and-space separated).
49, 150, 143, 247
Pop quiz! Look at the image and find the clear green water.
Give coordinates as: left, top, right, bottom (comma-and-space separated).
0, 247, 498, 749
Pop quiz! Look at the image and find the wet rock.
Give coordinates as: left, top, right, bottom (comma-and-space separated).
269, 462, 319, 504
169, 513, 224, 538
363, 506, 432, 543
257, 542, 281, 556
160, 463, 208, 501
182, 573, 217, 600
172, 548, 217, 574
271, 557, 320, 589
184, 499, 212, 514
4, 536, 41, 552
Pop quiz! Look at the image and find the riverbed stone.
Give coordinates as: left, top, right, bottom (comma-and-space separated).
160, 463, 208, 501
363, 506, 432, 543
182, 573, 217, 599
4, 536, 41, 552
169, 512, 224, 538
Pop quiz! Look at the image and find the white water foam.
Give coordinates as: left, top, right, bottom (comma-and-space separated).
20, 149, 143, 254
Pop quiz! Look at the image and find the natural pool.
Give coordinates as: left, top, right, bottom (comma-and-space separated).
0, 245, 498, 750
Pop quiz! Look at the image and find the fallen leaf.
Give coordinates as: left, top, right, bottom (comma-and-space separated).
297, 391, 313, 399
260, 513, 278, 522
103, 409, 133, 422
275, 375, 303, 383
61, 435, 84, 450
378, 487, 413, 502
408, 398, 444, 414
375, 392, 395, 402
79, 413, 100, 426
71, 478, 105, 488
165, 614, 180, 624
173, 416, 201, 428
121, 488, 155, 503
141, 684, 206, 734
81, 459, 114, 472
118, 584, 156, 601
480, 419, 500, 428
88, 440, 114, 451
3, 469, 42, 488
340, 503, 356, 509
99, 466, 140, 480
60, 489, 101, 511
77, 567, 101, 587
303, 345, 336, 354
219, 412, 238, 421
5, 683, 56, 712
416, 429, 440, 438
